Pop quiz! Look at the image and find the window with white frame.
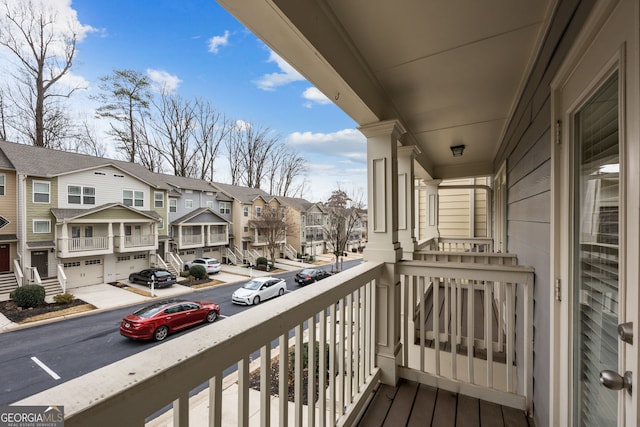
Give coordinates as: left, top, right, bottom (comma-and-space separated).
169, 199, 177, 213
123, 190, 144, 207
68, 185, 95, 205
206, 201, 214, 209
33, 219, 50, 233
255, 206, 262, 217
185, 199, 193, 208
243, 206, 248, 217
158, 218, 164, 229
219, 201, 230, 214
33, 181, 50, 203
0, 174, 5, 196
154, 192, 164, 208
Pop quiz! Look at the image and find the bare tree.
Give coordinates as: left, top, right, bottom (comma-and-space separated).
249, 204, 289, 266
150, 91, 199, 177
324, 187, 365, 271
226, 121, 280, 189
266, 144, 307, 197
74, 119, 107, 157
93, 69, 152, 162
194, 98, 232, 181
0, 0, 85, 147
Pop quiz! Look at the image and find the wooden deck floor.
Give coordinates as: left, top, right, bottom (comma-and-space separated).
356, 380, 533, 427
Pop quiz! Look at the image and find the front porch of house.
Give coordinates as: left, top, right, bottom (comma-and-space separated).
17, 238, 534, 426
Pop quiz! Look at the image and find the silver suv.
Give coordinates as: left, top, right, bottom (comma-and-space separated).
184, 257, 222, 274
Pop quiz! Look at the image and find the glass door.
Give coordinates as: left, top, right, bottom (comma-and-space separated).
572, 72, 619, 427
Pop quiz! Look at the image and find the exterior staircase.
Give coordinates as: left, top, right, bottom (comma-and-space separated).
0, 272, 19, 301
40, 277, 63, 297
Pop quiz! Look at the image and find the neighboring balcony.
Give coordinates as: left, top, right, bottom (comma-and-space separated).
19, 238, 534, 426
174, 224, 229, 250
114, 233, 157, 253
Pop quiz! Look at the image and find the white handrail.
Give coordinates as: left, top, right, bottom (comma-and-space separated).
57, 264, 67, 294
18, 262, 384, 426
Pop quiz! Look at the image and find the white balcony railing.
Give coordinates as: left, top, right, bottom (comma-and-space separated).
18, 262, 384, 426
397, 259, 534, 413
181, 234, 203, 245
67, 236, 110, 252
16, 256, 535, 423
208, 232, 227, 245
123, 234, 155, 248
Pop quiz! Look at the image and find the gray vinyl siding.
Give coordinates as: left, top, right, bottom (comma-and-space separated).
493, 1, 595, 425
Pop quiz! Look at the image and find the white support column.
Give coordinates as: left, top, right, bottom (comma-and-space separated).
359, 119, 404, 386
397, 146, 419, 259
423, 179, 440, 241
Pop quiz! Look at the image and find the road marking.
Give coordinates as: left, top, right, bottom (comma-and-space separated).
31, 357, 60, 380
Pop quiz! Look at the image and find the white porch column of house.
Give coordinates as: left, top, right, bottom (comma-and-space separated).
397, 146, 419, 259
422, 179, 440, 242
359, 119, 404, 386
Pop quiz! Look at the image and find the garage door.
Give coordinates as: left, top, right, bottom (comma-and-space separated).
114, 253, 149, 280
63, 257, 104, 288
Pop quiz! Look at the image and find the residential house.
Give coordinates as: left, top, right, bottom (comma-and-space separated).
0, 150, 18, 293
278, 196, 320, 258
210, 182, 278, 264
0, 141, 167, 291
161, 174, 231, 267
19, 1, 638, 426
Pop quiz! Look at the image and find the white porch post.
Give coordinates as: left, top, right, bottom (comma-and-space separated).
359, 119, 404, 386
397, 146, 419, 259
423, 179, 440, 241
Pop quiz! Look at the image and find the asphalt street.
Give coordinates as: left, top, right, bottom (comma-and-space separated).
0, 259, 363, 406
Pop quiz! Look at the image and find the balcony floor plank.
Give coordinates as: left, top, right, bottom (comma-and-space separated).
358, 380, 533, 427
407, 384, 437, 427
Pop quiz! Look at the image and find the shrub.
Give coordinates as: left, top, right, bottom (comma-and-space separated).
256, 257, 268, 266
53, 293, 75, 305
256, 264, 267, 271
189, 264, 208, 280
10, 284, 46, 308
179, 270, 191, 278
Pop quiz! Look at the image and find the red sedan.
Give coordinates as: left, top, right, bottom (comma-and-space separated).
120, 299, 220, 341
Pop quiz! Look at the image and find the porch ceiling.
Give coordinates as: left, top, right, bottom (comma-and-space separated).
216, 0, 555, 179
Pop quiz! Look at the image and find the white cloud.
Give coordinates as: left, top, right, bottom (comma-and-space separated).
302, 87, 332, 107
286, 128, 366, 163
254, 50, 305, 91
146, 69, 182, 93
208, 30, 230, 53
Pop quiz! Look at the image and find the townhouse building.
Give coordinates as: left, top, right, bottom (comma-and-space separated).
0, 140, 168, 292
161, 174, 231, 267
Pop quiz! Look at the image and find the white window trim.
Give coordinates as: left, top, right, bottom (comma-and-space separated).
33, 219, 51, 233
33, 180, 50, 204
68, 185, 96, 205
154, 191, 164, 208
0, 173, 5, 196
169, 199, 177, 212
123, 189, 144, 207
185, 199, 193, 208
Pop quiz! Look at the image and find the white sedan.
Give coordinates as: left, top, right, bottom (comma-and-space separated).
231, 277, 287, 305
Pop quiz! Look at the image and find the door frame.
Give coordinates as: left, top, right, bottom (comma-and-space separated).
550, 0, 640, 425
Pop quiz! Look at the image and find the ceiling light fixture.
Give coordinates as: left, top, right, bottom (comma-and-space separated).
450, 144, 465, 157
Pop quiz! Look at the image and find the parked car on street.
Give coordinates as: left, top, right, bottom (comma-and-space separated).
294, 268, 332, 286
128, 268, 177, 288
120, 299, 221, 341
232, 276, 287, 305
184, 257, 222, 274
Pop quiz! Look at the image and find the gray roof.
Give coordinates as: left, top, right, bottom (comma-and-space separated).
210, 182, 274, 204
172, 207, 229, 225
277, 196, 313, 212
0, 140, 170, 189
51, 203, 161, 221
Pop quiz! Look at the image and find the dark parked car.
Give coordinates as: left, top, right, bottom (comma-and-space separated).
294, 268, 332, 286
120, 299, 220, 341
128, 268, 177, 288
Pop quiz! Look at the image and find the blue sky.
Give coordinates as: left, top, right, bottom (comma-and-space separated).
1, 0, 368, 202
